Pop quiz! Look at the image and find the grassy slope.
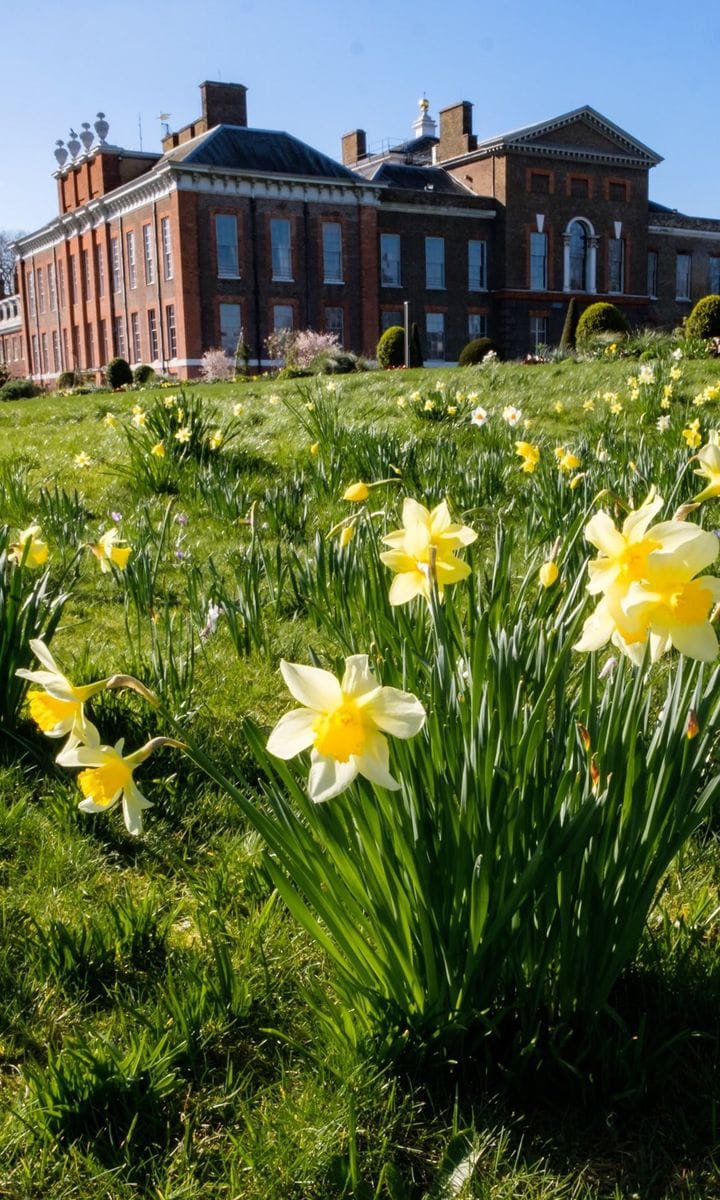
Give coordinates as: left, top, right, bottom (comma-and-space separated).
1, 361, 720, 1197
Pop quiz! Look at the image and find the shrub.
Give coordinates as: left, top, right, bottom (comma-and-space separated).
133, 364, 156, 385
0, 379, 39, 401
458, 336, 498, 367
559, 297, 579, 354
292, 330, 340, 369
685, 295, 720, 340
576, 302, 628, 342
0, 363, 9, 389
57, 370, 77, 390
105, 357, 133, 388
200, 348, 234, 382
318, 351, 362, 374
376, 325, 405, 369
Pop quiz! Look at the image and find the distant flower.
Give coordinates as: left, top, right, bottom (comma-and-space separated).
447, 405, 458, 416
10, 524, 48, 568
310, 441, 320, 455
175, 512, 188, 527
582, 399, 595, 413
682, 420, 702, 449
343, 481, 370, 502
175, 425, 192, 444
199, 602, 222, 642
470, 405, 488, 426
539, 560, 559, 588
151, 441, 166, 458
669, 365, 682, 381
103, 412, 117, 428
656, 415, 671, 432
208, 429, 223, 450
638, 364, 655, 385
502, 405, 522, 426
671, 347, 684, 361
131, 410, 146, 428
233, 402, 244, 416
111, 511, 123, 523
58, 736, 160, 836
555, 447, 581, 473
91, 528, 131, 573
339, 525, 354, 548
515, 441, 540, 474
424, 399, 435, 412
74, 451, 92, 468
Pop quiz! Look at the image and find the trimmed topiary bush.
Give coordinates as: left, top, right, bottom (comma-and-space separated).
458, 336, 498, 366
376, 325, 405, 369
105, 357, 133, 388
685, 295, 720, 340
133, 364, 156, 385
0, 378, 39, 401
576, 302, 628, 342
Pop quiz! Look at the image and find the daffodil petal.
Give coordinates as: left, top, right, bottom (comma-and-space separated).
307, 751, 358, 803
356, 731, 400, 791
279, 660, 342, 712
388, 571, 425, 606
584, 511, 626, 558
362, 687, 426, 738
341, 655, 378, 698
266, 709, 317, 758
122, 781, 152, 836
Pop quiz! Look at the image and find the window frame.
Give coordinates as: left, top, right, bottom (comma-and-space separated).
215, 214, 240, 280
322, 222, 343, 284
425, 237, 445, 290
270, 219, 293, 282
380, 234, 401, 288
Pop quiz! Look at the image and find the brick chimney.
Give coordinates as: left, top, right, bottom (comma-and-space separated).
200, 81, 248, 128
341, 129, 367, 166
437, 101, 477, 161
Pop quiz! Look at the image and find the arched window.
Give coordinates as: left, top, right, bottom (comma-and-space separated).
564, 218, 596, 293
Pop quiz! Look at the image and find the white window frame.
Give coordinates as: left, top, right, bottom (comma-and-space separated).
271, 219, 293, 281
143, 224, 155, 285
530, 315, 548, 351
161, 217, 173, 280
468, 313, 487, 339
219, 302, 242, 354
425, 237, 445, 289
147, 308, 159, 361
325, 305, 344, 344
126, 232, 137, 290
322, 223, 343, 284
273, 304, 294, 332
608, 238, 625, 295
130, 312, 141, 363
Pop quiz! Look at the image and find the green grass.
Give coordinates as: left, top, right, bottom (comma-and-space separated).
2, 359, 720, 1196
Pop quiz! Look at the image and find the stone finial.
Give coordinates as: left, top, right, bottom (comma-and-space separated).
79, 122, 94, 151
54, 139, 68, 168
94, 112, 110, 144
67, 129, 81, 158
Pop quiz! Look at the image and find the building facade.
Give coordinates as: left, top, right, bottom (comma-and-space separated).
8, 81, 720, 382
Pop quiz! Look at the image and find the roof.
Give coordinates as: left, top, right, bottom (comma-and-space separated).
369, 162, 474, 196
162, 124, 360, 182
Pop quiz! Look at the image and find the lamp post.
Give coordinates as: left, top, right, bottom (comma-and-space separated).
403, 300, 410, 368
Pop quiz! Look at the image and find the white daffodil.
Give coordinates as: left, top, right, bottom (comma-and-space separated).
267, 655, 426, 803
57, 736, 172, 836
16, 638, 105, 750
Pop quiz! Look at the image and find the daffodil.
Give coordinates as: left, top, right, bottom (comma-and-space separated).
10, 524, 48, 568
175, 425, 192, 444
683, 420, 702, 449
74, 451, 92, 468
16, 638, 105, 750
623, 569, 720, 662
380, 497, 477, 605
233, 402, 244, 416
58, 736, 169, 835
470, 406, 488, 426
151, 441, 166, 458
343, 481, 370, 502
502, 405, 522, 427
103, 412, 117, 428
91, 528, 132, 573
555, 448, 581, 473
209, 430, 223, 450
310, 441, 320, 455
693, 437, 720, 502
131, 410, 146, 428
657, 415, 671, 432
539, 561, 559, 587
515, 441, 540, 473
266, 655, 426, 803
339, 525, 354, 548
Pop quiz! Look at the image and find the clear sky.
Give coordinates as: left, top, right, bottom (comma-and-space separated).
3, 0, 718, 236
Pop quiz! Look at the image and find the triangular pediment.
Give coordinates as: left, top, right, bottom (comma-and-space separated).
476, 106, 662, 168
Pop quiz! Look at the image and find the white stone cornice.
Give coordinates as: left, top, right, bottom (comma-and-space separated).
170, 162, 381, 206
380, 200, 495, 219
648, 224, 720, 241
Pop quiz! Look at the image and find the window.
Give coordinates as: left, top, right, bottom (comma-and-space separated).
381, 309, 403, 332
143, 225, 155, 285
31, 334, 39, 373
87, 325, 95, 369
165, 305, 177, 358
41, 332, 49, 373
273, 304, 294, 332
52, 330, 60, 372
271, 219, 292, 280
530, 172, 550, 194
147, 309, 159, 360
676, 253, 691, 300
425, 237, 445, 289
219, 302, 242, 354
58, 261, 66, 307
70, 255, 79, 304
609, 181, 628, 202
113, 315, 126, 359
130, 312, 141, 363
608, 238, 625, 294
530, 232, 547, 290
111, 239, 121, 293
530, 316, 548, 351
468, 240, 487, 290
96, 247, 105, 298
568, 220, 591, 291
126, 232, 137, 289
62, 328, 69, 367
48, 264, 57, 311
325, 306, 344, 343
322, 223, 343, 283
161, 217, 173, 280
425, 312, 445, 360
570, 177, 589, 199
73, 326, 81, 369
647, 250, 658, 298
37, 268, 45, 314
27, 271, 36, 318
709, 256, 720, 295
82, 248, 92, 297
215, 215, 239, 278
468, 313, 487, 339
380, 234, 401, 287
99, 319, 108, 365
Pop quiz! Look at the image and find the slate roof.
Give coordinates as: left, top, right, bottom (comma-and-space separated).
466, 105, 663, 167
163, 125, 360, 182
369, 162, 474, 196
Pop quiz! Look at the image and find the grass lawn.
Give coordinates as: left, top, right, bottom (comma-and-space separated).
1, 357, 720, 1197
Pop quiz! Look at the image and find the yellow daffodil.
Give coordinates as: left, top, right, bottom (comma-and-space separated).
583, 399, 595, 413
16, 638, 105, 751
569, 472, 586, 490
539, 561, 559, 587
693, 437, 720, 502
447, 405, 458, 416
555, 448, 581, 473
131, 410, 146, 428
233, 402, 244, 416
515, 441, 540, 474
339, 525, 354, 548
91, 528, 132, 573
58, 736, 172, 835
343, 481, 370, 502
610, 400, 623, 416
380, 497, 477, 605
103, 412, 117, 428
9, 524, 48, 568
682, 421, 702, 449
151, 441, 166, 458
310, 441, 320, 455
209, 430, 223, 450
424, 399, 435, 412
670, 366, 682, 381
623, 569, 720, 662
266, 655, 426, 803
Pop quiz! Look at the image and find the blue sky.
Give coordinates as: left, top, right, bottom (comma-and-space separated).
3, 0, 717, 235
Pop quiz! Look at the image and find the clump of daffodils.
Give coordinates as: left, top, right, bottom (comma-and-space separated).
380, 498, 477, 605
574, 490, 720, 664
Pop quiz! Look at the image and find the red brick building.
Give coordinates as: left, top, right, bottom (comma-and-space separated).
9, 81, 720, 380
